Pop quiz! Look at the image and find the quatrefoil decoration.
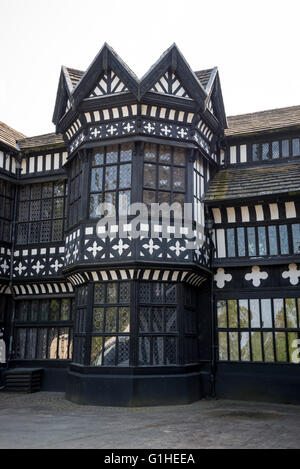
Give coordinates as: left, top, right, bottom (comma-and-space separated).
282, 264, 300, 286
214, 268, 232, 289
245, 266, 268, 287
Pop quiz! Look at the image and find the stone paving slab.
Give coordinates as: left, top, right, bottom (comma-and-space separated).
0, 391, 299, 448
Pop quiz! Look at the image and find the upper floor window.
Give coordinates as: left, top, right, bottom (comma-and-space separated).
251, 138, 300, 161
69, 157, 82, 227
17, 181, 67, 245
0, 180, 14, 243
89, 144, 132, 218
143, 143, 186, 208
215, 223, 300, 259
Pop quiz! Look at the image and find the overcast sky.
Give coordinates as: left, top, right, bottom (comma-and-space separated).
1, 0, 300, 137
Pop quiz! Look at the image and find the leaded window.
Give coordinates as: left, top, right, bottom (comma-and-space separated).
0, 180, 14, 243
221, 223, 300, 258
143, 143, 186, 208
69, 157, 82, 226
89, 144, 132, 218
90, 282, 131, 366
217, 298, 300, 363
17, 181, 67, 244
14, 298, 74, 360
138, 282, 178, 366
249, 138, 300, 162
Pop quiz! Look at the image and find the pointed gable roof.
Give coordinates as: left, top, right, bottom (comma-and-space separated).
53, 43, 227, 131
71, 43, 139, 107
139, 43, 207, 105
0, 121, 26, 151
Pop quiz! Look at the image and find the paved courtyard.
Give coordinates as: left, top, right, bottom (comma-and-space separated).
0, 391, 299, 449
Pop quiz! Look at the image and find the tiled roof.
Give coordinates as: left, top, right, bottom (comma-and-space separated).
17, 133, 64, 150
65, 67, 84, 92
226, 105, 300, 137
205, 162, 300, 202
0, 121, 25, 150
63, 66, 216, 94
194, 69, 215, 91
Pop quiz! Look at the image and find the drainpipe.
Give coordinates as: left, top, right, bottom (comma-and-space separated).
7, 162, 21, 366
206, 214, 216, 398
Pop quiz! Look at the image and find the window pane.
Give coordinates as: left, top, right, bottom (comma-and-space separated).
105, 307, 117, 332
275, 332, 287, 362
282, 140, 289, 157
218, 332, 228, 360
48, 328, 58, 359
250, 299, 260, 328
119, 164, 131, 188
272, 141, 279, 159
90, 194, 102, 218
229, 332, 239, 360
268, 226, 278, 255
144, 164, 156, 188
251, 332, 262, 361
106, 146, 118, 163
279, 225, 289, 254
143, 190, 155, 206
91, 167, 103, 192
139, 307, 151, 332
263, 332, 274, 362
274, 299, 285, 328
228, 300, 238, 328
288, 332, 299, 363
252, 144, 259, 161
262, 143, 271, 160
144, 143, 157, 162
159, 145, 171, 163
173, 148, 185, 165
292, 138, 300, 156
258, 226, 267, 255
217, 300, 227, 328
239, 300, 249, 328
159, 165, 170, 190
104, 166, 117, 190
93, 308, 104, 332
153, 307, 164, 332
50, 299, 60, 321
227, 228, 236, 257
237, 227, 245, 256
119, 307, 130, 333
103, 336, 117, 365
240, 332, 250, 361
261, 299, 272, 328
58, 328, 69, 359
107, 283, 117, 303
173, 167, 185, 191
92, 151, 104, 166
118, 336, 130, 366
247, 227, 256, 256
120, 144, 132, 162
292, 224, 300, 253
91, 337, 103, 365
285, 298, 297, 328
61, 299, 71, 321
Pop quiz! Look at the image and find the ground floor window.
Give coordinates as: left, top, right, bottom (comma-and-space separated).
14, 298, 74, 360
217, 298, 300, 363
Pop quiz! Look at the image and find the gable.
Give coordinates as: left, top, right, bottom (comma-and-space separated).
150, 69, 191, 98
89, 69, 129, 97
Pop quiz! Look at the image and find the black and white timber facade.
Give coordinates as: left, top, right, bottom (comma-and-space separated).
1, 43, 300, 405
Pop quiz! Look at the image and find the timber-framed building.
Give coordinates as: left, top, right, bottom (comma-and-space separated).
1, 43, 300, 405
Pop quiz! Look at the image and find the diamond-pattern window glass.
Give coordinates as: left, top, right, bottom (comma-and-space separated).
91, 282, 131, 367
16, 181, 66, 244
90, 145, 132, 218
272, 141, 280, 159
14, 299, 73, 360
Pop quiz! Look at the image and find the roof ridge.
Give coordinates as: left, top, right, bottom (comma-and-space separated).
228, 104, 300, 120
